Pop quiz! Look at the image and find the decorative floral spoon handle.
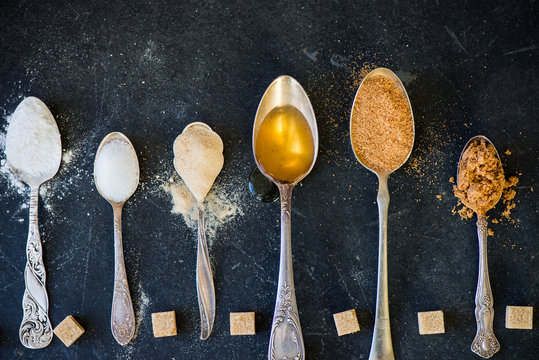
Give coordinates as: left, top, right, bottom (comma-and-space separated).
471, 216, 500, 358
111, 205, 135, 346
19, 186, 53, 349
196, 205, 216, 340
268, 183, 304, 360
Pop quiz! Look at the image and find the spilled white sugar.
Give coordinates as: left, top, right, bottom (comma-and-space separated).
0, 158, 27, 195
5, 97, 61, 179
94, 139, 139, 203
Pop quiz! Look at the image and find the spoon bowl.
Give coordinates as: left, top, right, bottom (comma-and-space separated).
94, 131, 139, 346
349, 68, 414, 360
253, 75, 318, 184
6, 97, 62, 187
94, 132, 140, 206
253, 75, 318, 360
350, 67, 415, 176
457, 135, 504, 212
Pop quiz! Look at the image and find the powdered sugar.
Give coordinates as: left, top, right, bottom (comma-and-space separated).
5, 97, 61, 181
161, 174, 244, 246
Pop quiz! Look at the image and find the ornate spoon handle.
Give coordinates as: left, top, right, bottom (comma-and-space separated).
19, 186, 53, 349
196, 205, 216, 340
369, 174, 394, 360
111, 205, 135, 346
268, 183, 304, 360
471, 216, 500, 358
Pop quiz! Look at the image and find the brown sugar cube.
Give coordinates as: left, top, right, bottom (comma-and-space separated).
506, 306, 533, 329
333, 309, 360, 336
230, 312, 255, 335
151, 311, 177, 337
53, 315, 85, 347
417, 310, 445, 335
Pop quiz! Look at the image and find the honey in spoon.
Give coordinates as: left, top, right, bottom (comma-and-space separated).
254, 105, 315, 183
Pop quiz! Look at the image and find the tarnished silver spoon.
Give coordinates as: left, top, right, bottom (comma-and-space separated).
253, 75, 318, 360
173, 122, 224, 340
350, 68, 414, 360
94, 132, 139, 346
5, 97, 61, 349
456, 135, 503, 358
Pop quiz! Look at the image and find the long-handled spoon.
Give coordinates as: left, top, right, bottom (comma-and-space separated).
6, 97, 61, 349
173, 122, 224, 340
253, 75, 318, 360
94, 132, 139, 346
456, 136, 502, 358
350, 68, 414, 360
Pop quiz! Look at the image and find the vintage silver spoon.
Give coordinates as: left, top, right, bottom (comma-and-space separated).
173, 121, 223, 340
94, 132, 139, 346
350, 68, 414, 360
457, 136, 502, 358
5, 97, 61, 349
253, 75, 318, 360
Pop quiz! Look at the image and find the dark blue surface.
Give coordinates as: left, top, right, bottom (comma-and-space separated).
0, 1, 537, 359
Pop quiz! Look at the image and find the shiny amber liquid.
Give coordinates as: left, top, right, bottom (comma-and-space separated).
254, 105, 315, 183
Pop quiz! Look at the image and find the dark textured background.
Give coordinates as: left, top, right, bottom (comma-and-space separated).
0, 1, 537, 359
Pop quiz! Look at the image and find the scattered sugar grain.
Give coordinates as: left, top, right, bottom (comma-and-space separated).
62, 149, 74, 165
161, 175, 243, 245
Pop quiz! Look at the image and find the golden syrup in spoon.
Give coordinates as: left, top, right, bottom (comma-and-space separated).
255, 105, 315, 184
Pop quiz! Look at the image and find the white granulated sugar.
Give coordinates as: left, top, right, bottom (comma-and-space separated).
62, 149, 74, 165
94, 139, 139, 203
5, 97, 61, 179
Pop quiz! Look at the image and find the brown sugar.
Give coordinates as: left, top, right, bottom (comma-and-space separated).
453, 138, 504, 217
458, 205, 474, 220
417, 310, 445, 335
350, 74, 414, 173
452, 173, 520, 223
505, 306, 533, 329
53, 315, 85, 347
151, 311, 177, 338
230, 312, 256, 335
500, 176, 519, 220
333, 309, 360, 336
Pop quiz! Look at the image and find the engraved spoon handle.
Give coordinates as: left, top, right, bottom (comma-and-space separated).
19, 185, 53, 349
471, 216, 500, 358
196, 205, 216, 340
369, 174, 394, 360
268, 183, 304, 360
111, 205, 135, 346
